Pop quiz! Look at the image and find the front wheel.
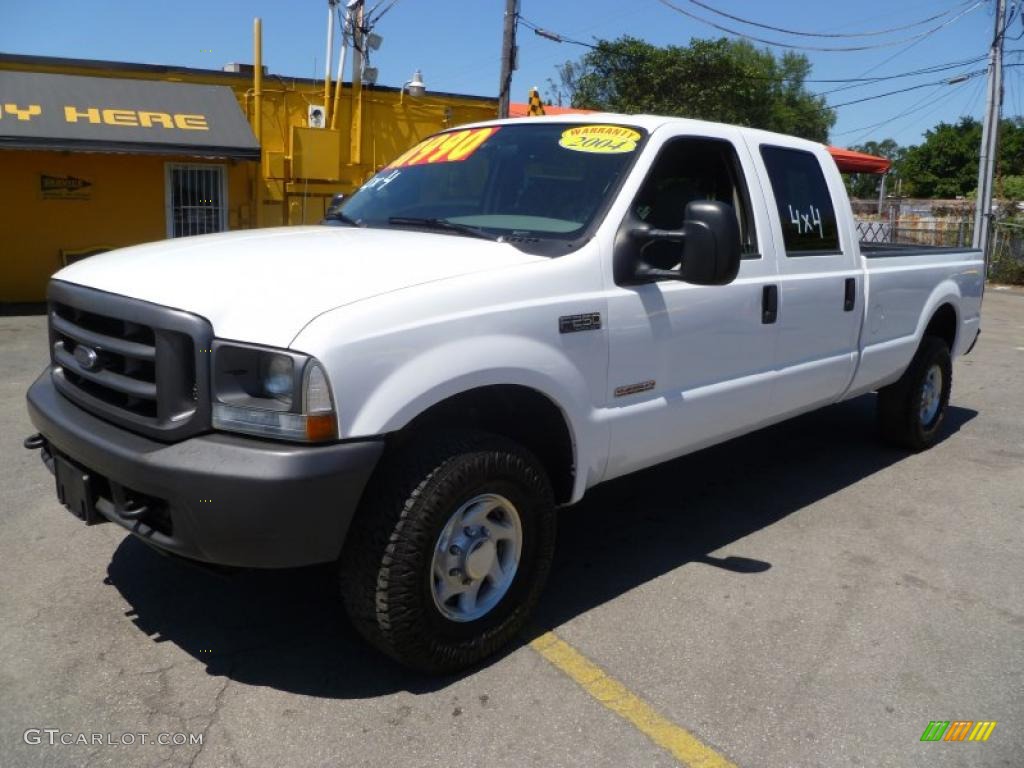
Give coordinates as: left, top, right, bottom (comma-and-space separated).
339, 430, 556, 673
877, 335, 952, 451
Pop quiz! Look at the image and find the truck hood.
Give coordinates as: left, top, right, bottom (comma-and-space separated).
55, 226, 543, 348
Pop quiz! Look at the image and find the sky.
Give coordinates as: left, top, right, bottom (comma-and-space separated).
2, 0, 1022, 149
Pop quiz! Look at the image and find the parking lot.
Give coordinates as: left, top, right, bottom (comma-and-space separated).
1, 289, 1021, 768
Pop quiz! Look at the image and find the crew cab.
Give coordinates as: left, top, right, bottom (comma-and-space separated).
25, 114, 984, 672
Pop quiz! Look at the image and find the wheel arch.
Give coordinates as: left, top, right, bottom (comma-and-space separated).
923, 302, 958, 353
391, 384, 578, 505
915, 281, 961, 355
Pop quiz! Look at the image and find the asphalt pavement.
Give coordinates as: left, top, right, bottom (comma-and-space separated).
1, 290, 1021, 768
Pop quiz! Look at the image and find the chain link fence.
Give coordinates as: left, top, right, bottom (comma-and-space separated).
855, 213, 1024, 284
990, 222, 1024, 284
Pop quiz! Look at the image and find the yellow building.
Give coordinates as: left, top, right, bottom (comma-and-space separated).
0, 51, 497, 304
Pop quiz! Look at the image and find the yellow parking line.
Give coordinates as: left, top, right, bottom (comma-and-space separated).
530, 631, 738, 768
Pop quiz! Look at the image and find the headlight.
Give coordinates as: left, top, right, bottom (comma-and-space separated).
210, 342, 338, 442
261, 354, 294, 401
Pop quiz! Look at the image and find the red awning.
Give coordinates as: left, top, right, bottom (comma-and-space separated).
828, 146, 891, 174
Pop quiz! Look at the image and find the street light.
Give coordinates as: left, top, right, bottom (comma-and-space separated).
401, 70, 426, 103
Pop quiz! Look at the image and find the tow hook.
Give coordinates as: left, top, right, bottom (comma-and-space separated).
24, 433, 45, 451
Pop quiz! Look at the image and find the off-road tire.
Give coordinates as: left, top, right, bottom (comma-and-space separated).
877, 335, 952, 451
339, 430, 556, 674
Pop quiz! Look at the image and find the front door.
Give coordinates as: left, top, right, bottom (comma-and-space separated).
603, 128, 779, 481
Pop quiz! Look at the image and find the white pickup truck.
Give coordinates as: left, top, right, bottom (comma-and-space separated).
25, 114, 984, 672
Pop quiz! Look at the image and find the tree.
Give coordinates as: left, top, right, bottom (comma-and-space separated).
549, 36, 835, 142
900, 117, 1024, 198
845, 139, 906, 200
900, 118, 981, 198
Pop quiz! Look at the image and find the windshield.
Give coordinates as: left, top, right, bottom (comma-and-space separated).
331, 123, 646, 254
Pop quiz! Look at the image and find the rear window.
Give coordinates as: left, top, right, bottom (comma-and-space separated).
760, 146, 841, 256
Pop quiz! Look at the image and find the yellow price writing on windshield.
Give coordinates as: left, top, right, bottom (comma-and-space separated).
387, 127, 499, 168
559, 125, 641, 154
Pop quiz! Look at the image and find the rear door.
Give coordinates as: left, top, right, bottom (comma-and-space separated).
747, 142, 863, 418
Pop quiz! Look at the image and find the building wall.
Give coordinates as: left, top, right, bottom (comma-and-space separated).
247, 79, 498, 225
0, 56, 498, 302
1, 151, 247, 302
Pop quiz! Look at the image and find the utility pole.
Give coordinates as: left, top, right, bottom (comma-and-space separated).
973, 0, 1007, 257
349, 0, 365, 166
497, 0, 519, 118
323, 0, 337, 125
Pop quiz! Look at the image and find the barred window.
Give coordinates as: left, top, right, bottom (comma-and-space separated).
165, 163, 227, 238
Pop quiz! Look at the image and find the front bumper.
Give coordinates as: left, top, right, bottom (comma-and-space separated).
26, 369, 384, 568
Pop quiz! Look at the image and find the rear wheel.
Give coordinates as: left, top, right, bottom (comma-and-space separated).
340, 430, 556, 673
877, 335, 952, 451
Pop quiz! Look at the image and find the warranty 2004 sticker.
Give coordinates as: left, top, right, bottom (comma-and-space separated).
559, 125, 642, 154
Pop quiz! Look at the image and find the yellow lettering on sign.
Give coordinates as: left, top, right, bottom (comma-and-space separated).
64, 106, 102, 124
174, 114, 209, 130
102, 109, 139, 126
387, 127, 499, 169
138, 111, 173, 128
4, 103, 42, 121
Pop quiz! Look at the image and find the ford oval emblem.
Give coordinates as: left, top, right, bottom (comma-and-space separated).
73, 345, 100, 371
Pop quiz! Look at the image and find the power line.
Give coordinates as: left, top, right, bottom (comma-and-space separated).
518, 16, 596, 49
847, 80, 973, 145
835, 53, 1024, 140
679, 0, 976, 39
365, 0, 401, 27
516, 23, 992, 91
826, 68, 993, 109
834, 84, 952, 138
655, 0, 985, 53
815, 55, 989, 95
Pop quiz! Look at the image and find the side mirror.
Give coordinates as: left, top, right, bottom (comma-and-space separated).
325, 193, 346, 217
616, 200, 741, 286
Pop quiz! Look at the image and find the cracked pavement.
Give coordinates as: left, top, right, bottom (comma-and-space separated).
1, 291, 1022, 767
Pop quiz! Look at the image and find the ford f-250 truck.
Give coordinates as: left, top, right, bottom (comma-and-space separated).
25, 115, 984, 673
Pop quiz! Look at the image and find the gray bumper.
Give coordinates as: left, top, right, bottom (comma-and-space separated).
26, 370, 384, 568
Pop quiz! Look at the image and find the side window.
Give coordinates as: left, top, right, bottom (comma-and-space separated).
759, 145, 840, 256
633, 137, 758, 261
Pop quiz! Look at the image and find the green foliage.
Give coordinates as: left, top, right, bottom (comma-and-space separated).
844, 139, 906, 199
998, 175, 1024, 201
900, 117, 1024, 198
900, 118, 981, 198
548, 36, 835, 142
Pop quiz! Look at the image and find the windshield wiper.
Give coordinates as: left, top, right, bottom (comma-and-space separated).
387, 216, 501, 241
324, 211, 363, 227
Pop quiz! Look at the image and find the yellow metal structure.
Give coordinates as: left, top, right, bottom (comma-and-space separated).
0, 40, 497, 302
291, 127, 342, 181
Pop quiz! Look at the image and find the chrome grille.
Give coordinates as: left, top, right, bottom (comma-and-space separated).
48, 281, 213, 441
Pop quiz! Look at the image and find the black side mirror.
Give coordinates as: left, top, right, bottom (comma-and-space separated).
615, 200, 742, 286
325, 193, 346, 217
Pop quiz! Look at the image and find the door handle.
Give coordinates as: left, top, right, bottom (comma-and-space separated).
844, 278, 856, 311
762, 285, 778, 324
